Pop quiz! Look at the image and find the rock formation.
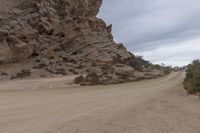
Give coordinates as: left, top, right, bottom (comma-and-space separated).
0, 0, 167, 84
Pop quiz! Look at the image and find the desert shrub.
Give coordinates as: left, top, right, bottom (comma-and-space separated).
184, 60, 200, 94
117, 55, 151, 71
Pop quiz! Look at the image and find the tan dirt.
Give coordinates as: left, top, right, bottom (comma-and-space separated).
0, 72, 200, 133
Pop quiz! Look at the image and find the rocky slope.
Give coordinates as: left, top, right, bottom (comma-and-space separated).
0, 0, 167, 84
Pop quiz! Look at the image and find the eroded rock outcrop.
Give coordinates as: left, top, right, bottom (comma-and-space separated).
0, 0, 167, 84
0, 31, 12, 63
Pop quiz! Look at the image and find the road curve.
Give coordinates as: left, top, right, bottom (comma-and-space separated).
0, 72, 200, 133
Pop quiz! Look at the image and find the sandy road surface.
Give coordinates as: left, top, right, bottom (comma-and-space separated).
0, 72, 200, 133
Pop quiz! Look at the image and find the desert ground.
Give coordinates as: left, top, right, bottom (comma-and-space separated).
0, 72, 200, 133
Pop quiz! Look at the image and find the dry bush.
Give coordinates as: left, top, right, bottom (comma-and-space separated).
184, 60, 200, 95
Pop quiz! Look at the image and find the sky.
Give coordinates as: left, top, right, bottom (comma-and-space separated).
98, 0, 200, 66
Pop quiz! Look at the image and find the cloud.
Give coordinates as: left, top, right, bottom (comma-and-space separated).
136, 38, 200, 66
98, 0, 200, 66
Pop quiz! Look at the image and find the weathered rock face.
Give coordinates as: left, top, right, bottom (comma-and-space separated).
0, 31, 12, 63
0, 0, 165, 83
0, 0, 131, 62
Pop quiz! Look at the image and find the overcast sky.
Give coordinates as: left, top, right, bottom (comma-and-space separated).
98, 0, 200, 66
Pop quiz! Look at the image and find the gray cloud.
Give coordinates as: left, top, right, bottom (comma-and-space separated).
138, 39, 200, 66
98, 0, 200, 66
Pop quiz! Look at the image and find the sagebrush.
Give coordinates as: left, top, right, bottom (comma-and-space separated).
184, 60, 200, 94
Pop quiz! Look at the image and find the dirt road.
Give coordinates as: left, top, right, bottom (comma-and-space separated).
0, 72, 200, 133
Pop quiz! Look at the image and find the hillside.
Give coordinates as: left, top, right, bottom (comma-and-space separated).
0, 0, 167, 84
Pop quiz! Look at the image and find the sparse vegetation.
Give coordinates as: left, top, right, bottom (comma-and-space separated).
184, 60, 200, 95
118, 55, 153, 71
0, 71, 8, 76
11, 69, 31, 80
122, 55, 172, 74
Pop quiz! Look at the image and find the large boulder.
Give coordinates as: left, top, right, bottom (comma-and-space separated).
0, 28, 39, 63
114, 64, 135, 77
0, 31, 12, 63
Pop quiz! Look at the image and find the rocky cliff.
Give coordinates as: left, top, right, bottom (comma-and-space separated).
0, 0, 166, 84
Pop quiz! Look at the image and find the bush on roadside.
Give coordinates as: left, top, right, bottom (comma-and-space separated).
184, 60, 200, 95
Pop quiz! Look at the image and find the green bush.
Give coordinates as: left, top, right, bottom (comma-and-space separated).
184, 60, 200, 94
